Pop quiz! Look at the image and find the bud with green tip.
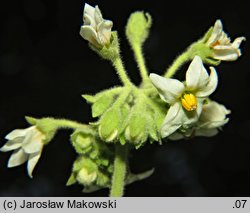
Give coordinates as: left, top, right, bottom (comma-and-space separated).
126, 11, 152, 46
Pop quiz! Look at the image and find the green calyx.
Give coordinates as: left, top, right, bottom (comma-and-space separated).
25, 116, 59, 144
89, 31, 120, 61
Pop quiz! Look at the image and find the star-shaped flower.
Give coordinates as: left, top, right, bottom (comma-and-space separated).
80, 3, 113, 47
0, 126, 45, 178
150, 56, 218, 138
206, 20, 245, 61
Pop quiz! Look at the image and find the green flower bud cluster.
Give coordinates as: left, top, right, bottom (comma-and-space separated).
83, 86, 166, 148
67, 129, 114, 192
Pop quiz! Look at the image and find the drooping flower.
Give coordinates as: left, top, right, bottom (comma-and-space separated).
0, 126, 45, 178
80, 3, 113, 47
169, 100, 231, 140
150, 56, 218, 138
206, 20, 245, 61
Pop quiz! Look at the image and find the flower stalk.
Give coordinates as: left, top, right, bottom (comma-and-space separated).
112, 56, 133, 87
110, 143, 128, 197
164, 51, 191, 78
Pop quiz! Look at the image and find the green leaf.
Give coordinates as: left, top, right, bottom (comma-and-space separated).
126, 168, 154, 185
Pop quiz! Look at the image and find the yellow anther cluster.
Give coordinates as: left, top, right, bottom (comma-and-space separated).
181, 93, 197, 111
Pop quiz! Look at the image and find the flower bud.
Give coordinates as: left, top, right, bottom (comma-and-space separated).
126, 11, 152, 45
98, 108, 121, 142
77, 168, 97, 185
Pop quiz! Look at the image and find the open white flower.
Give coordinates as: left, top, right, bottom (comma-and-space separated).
169, 100, 231, 140
80, 3, 113, 47
150, 56, 218, 138
0, 126, 45, 178
206, 20, 245, 61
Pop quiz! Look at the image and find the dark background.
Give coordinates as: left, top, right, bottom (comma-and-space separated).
0, 0, 250, 196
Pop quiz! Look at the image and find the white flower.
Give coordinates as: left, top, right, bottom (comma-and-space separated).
80, 3, 113, 47
206, 20, 245, 61
169, 100, 231, 140
0, 126, 45, 178
150, 56, 218, 138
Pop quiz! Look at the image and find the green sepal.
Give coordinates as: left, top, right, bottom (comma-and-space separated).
119, 134, 126, 145
82, 95, 97, 104
25, 116, 37, 125
82, 87, 122, 104
92, 93, 115, 118
66, 174, 77, 186
200, 26, 213, 43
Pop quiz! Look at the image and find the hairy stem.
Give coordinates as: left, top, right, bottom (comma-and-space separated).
164, 51, 191, 78
110, 143, 128, 197
133, 44, 150, 83
51, 119, 88, 130
112, 57, 133, 87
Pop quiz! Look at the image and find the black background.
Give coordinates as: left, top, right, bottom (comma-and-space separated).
0, 0, 250, 196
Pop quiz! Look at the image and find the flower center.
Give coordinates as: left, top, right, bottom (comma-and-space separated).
181, 93, 197, 111
211, 41, 220, 47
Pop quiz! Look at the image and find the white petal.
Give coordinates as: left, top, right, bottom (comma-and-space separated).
27, 152, 42, 178
0, 138, 23, 152
94, 6, 104, 24
5, 126, 34, 140
97, 20, 113, 45
150, 73, 184, 104
83, 14, 97, 27
186, 56, 209, 91
212, 48, 240, 61
195, 128, 218, 137
196, 67, 218, 97
206, 20, 223, 46
80, 25, 100, 47
200, 118, 229, 129
23, 140, 43, 154
22, 127, 44, 153
161, 103, 183, 138
199, 101, 230, 128
8, 149, 28, 168
83, 3, 95, 22
168, 132, 185, 140
232, 37, 246, 49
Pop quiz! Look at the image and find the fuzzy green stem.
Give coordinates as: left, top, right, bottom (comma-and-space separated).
132, 44, 150, 83
110, 144, 128, 197
164, 51, 191, 78
112, 57, 133, 87
50, 119, 87, 130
